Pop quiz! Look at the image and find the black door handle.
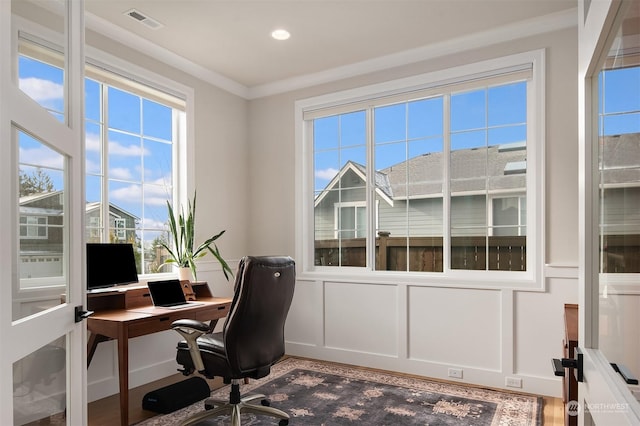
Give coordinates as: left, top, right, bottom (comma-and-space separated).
75, 305, 94, 323
611, 363, 639, 385
551, 347, 583, 382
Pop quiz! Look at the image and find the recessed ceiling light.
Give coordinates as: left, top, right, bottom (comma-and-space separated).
271, 29, 290, 41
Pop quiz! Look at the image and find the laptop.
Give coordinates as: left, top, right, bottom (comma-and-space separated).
147, 279, 203, 309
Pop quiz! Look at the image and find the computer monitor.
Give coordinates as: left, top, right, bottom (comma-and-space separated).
86, 243, 139, 291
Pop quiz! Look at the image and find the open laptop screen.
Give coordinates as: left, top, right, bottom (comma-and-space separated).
147, 279, 188, 307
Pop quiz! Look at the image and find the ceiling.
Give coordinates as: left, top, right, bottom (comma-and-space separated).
83, 0, 577, 97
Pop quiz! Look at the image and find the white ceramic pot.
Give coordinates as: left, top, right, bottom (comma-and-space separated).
178, 267, 192, 282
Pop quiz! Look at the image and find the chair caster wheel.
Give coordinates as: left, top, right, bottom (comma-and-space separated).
278, 420, 289, 426
204, 402, 215, 410
261, 399, 270, 406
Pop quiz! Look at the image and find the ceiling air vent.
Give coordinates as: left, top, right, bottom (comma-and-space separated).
124, 9, 163, 30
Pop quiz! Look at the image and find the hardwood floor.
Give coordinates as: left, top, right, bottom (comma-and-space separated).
88, 374, 225, 425
88, 370, 566, 425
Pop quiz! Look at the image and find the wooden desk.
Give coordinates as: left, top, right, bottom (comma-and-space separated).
87, 284, 231, 426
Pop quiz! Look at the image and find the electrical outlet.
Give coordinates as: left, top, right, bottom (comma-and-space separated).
448, 368, 463, 379
505, 377, 522, 388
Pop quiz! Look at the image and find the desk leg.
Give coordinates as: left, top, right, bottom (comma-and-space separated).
117, 325, 130, 426
87, 333, 110, 367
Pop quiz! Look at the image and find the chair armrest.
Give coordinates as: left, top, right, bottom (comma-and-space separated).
172, 319, 210, 332
171, 319, 210, 373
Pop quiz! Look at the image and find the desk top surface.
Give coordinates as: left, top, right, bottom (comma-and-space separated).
88, 297, 232, 322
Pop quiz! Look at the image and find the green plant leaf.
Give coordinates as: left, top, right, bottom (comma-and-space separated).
160, 191, 232, 280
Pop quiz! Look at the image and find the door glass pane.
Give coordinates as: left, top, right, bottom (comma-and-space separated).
14, 0, 66, 123
16, 127, 67, 321
13, 337, 66, 425
598, 2, 640, 389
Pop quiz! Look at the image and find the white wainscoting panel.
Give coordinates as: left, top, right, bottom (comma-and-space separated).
324, 281, 398, 356
514, 277, 579, 378
285, 280, 317, 346
408, 286, 501, 370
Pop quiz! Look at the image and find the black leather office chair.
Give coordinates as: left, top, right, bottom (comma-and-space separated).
171, 256, 295, 426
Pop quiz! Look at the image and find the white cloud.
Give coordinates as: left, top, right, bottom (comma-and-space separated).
142, 217, 167, 229
109, 181, 171, 208
19, 146, 63, 169
110, 167, 133, 180
144, 183, 171, 206
109, 140, 149, 157
110, 184, 141, 202
315, 167, 339, 180
19, 77, 63, 103
86, 133, 100, 152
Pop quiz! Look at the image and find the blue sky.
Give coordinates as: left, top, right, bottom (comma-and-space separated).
19, 55, 174, 238
313, 81, 528, 192
313, 68, 639, 193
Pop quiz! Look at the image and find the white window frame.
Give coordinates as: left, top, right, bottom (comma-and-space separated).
295, 50, 545, 290
113, 217, 126, 241
14, 15, 196, 290
19, 215, 48, 239
333, 201, 370, 239
489, 192, 526, 237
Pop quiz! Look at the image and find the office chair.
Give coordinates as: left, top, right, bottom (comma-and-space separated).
172, 256, 295, 426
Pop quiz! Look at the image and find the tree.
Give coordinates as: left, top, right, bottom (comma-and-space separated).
19, 168, 54, 197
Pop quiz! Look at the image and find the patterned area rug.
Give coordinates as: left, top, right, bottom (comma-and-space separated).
138, 357, 541, 425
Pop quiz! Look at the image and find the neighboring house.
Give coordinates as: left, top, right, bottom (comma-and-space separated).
599, 133, 640, 273
19, 191, 139, 279
315, 141, 527, 240
314, 134, 639, 272
314, 142, 528, 270
85, 201, 139, 244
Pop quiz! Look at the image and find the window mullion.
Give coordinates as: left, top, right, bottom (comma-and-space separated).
366, 108, 375, 271
100, 83, 109, 242
443, 94, 451, 273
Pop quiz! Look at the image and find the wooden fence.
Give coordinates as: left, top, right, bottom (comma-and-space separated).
315, 234, 640, 273
315, 234, 526, 271
601, 234, 640, 273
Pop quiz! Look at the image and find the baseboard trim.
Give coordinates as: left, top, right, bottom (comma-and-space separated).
88, 359, 178, 403
286, 343, 561, 398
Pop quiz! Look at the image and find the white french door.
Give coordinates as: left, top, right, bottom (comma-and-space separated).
578, 0, 640, 424
0, 1, 86, 425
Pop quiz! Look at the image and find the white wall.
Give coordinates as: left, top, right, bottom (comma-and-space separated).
248, 27, 580, 397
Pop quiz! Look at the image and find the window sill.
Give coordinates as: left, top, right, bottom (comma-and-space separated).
297, 267, 544, 291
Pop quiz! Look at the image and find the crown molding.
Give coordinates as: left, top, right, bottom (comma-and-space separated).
248, 7, 577, 99
85, 7, 577, 101
85, 11, 250, 99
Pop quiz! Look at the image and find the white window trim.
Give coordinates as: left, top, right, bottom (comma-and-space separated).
295, 50, 545, 290
113, 218, 126, 241
333, 201, 371, 239
489, 192, 526, 237
13, 15, 196, 290
20, 215, 48, 239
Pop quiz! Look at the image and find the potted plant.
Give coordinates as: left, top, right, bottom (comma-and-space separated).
160, 192, 233, 282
